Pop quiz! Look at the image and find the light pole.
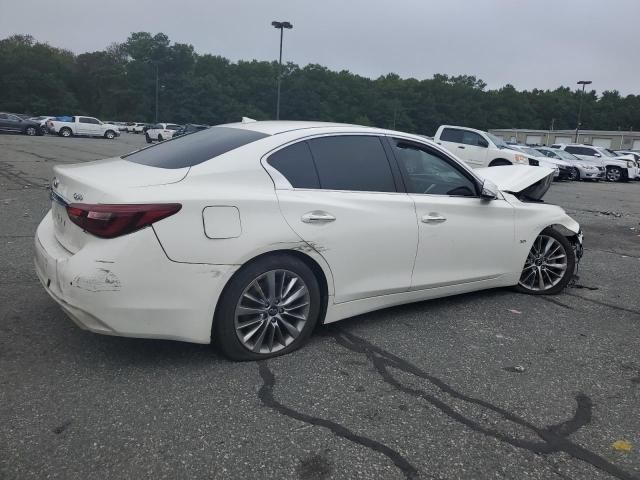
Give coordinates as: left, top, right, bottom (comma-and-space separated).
271, 21, 293, 120
574, 80, 592, 142
154, 62, 159, 123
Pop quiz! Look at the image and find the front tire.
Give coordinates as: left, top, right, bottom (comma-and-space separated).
214, 254, 322, 361
24, 126, 37, 136
606, 167, 623, 182
145, 133, 152, 144
59, 127, 72, 137
568, 168, 580, 181
516, 228, 575, 295
157, 134, 164, 141
104, 130, 115, 139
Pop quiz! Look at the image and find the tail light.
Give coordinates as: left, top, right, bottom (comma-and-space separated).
66, 203, 181, 238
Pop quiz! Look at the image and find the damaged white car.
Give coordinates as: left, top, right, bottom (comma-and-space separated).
35, 121, 583, 360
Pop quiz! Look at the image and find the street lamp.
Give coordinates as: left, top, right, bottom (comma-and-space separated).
271, 20, 293, 120
575, 80, 592, 142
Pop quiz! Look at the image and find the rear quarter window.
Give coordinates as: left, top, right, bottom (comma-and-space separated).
124, 126, 269, 169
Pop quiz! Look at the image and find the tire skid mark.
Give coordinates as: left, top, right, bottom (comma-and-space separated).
563, 292, 640, 316
257, 361, 420, 480
539, 296, 576, 310
331, 328, 638, 480
0, 161, 48, 187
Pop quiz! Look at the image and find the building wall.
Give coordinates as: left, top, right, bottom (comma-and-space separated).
489, 129, 640, 149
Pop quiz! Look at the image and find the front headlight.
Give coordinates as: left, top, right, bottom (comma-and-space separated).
627, 161, 635, 168
514, 154, 528, 165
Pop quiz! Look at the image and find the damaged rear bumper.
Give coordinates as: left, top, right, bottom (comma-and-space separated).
34, 211, 238, 344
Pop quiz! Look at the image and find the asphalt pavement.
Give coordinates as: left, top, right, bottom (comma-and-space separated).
1, 132, 639, 480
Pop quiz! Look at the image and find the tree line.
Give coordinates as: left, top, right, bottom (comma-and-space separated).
1, 32, 639, 136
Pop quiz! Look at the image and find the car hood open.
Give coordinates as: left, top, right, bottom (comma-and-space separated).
475, 165, 555, 200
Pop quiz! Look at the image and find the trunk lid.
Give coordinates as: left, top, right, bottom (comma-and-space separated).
475, 165, 555, 201
50, 157, 188, 253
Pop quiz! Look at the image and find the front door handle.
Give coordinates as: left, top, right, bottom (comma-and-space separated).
457, 145, 465, 149
421, 214, 447, 224
301, 211, 336, 224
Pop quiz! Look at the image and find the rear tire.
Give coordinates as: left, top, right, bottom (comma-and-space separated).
515, 227, 575, 295
24, 126, 37, 136
59, 127, 72, 137
158, 134, 164, 141
145, 133, 152, 144
104, 130, 115, 139
214, 254, 322, 361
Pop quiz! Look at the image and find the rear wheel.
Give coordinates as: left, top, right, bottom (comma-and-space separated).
606, 167, 622, 182
516, 227, 575, 295
158, 134, 164, 141
214, 254, 321, 361
59, 127, 72, 137
145, 133, 152, 144
104, 130, 115, 139
24, 126, 37, 136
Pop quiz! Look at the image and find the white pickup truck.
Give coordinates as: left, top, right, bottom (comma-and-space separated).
434, 125, 532, 168
47, 116, 120, 139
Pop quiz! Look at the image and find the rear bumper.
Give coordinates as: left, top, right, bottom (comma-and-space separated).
34, 211, 238, 344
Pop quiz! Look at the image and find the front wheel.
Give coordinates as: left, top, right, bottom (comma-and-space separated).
214, 254, 322, 361
606, 167, 623, 182
24, 126, 37, 136
158, 134, 164, 141
104, 130, 115, 139
145, 133, 152, 144
568, 168, 580, 181
59, 128, 72, 137
516, 227, 575, 295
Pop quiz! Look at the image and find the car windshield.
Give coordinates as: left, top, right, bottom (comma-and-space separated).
486, 132, 508, 148
553, 149, 579, 161
600, 148, 617, 157
516, 146, 542, 157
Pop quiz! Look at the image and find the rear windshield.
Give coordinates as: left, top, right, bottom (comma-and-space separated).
123, 126, 269, 169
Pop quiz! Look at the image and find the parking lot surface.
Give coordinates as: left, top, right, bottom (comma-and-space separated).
1, 133, 639, 480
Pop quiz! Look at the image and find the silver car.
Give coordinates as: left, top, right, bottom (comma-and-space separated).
535, 147, 604, 181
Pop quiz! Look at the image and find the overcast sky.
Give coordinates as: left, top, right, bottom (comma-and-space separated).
1, 0, 638, 95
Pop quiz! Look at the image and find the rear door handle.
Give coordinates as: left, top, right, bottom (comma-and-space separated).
302, 211, 336, 224
421, 214, 447, 224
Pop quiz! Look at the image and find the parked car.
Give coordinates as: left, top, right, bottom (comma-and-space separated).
35, 121, 583, 360
508, 145, 572, 180
145, 123, 181, 143
535, 147, 604, 181
0, 112, 45, 136
131, 123, 147, 134
614, 151, 640, 180
173, 124, 209, 138
47, 116, 120, 139
434, 125, 533, 168
551, 144, 635, 182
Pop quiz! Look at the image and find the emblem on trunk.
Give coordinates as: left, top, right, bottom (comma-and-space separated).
73, 193, 84, 201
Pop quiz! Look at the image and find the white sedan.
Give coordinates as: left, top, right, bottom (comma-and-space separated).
35, 121, 583, 360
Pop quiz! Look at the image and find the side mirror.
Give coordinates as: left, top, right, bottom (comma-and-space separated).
593, 153, 601, 158
480, 180, 498, 200
478, 138, 489, 148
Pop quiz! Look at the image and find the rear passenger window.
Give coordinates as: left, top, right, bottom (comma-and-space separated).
268, 142, 320, 189
307, 136, 396, 192
440, 128, 464, 143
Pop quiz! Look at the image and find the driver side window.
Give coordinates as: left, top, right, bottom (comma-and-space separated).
392, 139, 478, 197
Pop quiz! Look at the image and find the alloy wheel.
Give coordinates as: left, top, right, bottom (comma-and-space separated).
234, 269, 310, 354
519, 235, 568, 291
26, 127, 36, 136
569, 168, 579, 181
606, 167, 621, 182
